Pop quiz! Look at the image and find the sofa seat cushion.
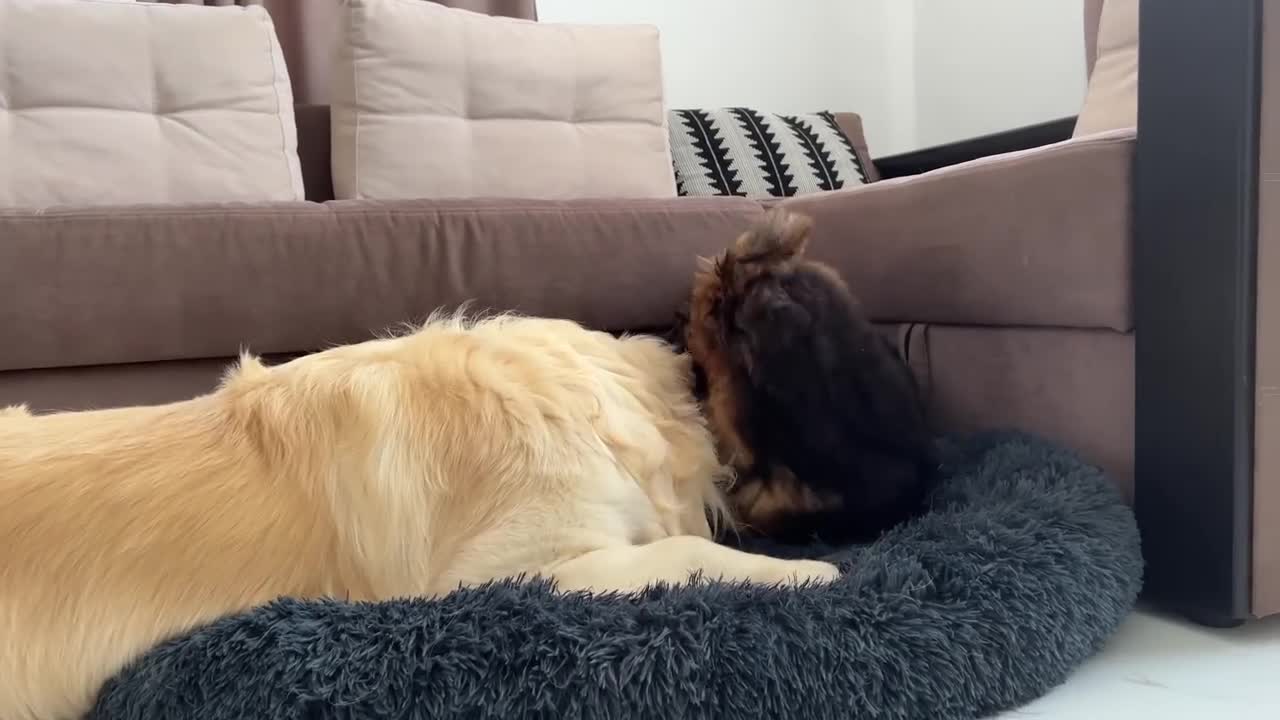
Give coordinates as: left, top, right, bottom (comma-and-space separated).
0, 356, 301, 414
0, 198, 761, 372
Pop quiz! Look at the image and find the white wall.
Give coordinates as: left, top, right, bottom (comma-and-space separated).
536, 0, 1088, 156
911, 0, 1088, 149
535, 0, 875, 113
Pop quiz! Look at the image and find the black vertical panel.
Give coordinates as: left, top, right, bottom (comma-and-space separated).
1134, 0, 1262, 625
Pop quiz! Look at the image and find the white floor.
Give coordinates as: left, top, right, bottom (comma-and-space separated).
992, 608, 1280, 719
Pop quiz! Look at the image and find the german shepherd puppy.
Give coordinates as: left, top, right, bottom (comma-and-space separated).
673, 208, 938, 545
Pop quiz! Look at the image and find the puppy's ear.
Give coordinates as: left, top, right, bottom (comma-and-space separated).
667, 301, 692, 351
712, 250, 734, 292
732, 209, 814, 265
672, 301, 691, 329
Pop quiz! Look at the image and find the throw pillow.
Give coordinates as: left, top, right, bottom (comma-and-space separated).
1074, 0, 1138, 137
330, 0, 676, 201
669, 109, 871, 198
0, 0, 304, 208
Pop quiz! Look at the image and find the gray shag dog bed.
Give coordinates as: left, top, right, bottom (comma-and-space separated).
89, 431, 1142, 720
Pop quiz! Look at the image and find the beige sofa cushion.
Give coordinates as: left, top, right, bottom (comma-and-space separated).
331, 0, 676, 201
1074, 0, 1139, 137
0, 0, 304, 208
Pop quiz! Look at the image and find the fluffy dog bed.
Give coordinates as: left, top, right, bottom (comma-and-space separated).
89, 431, 1142, 720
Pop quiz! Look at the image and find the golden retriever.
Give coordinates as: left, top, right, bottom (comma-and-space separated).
0, 313, 839, 720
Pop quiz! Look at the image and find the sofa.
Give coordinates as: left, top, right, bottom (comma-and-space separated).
0, 0, 1136, 481
0, 0, 1275, 625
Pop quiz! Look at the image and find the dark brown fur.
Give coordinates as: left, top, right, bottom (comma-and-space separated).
673, 209, 938, 544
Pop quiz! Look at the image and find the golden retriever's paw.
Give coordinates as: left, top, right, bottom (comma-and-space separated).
760, 558, 842, 587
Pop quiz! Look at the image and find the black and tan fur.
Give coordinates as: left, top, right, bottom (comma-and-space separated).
674, 209, 938, 544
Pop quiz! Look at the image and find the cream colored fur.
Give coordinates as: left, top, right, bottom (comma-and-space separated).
0, 314, 839, 720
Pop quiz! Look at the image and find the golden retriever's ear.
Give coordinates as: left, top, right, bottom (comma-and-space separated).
732, 208, 813, 264
218, 352, 300, 465
225, 351, 269, 385
668, 301, 692, 350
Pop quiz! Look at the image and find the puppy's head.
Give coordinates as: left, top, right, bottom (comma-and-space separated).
681, 210, 936, 543
679, 208, 818, 470
687, 208, 823, 366
684, 208, 813, 363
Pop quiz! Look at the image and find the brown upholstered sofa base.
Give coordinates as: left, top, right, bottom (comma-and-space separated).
0, 356, 288, 413
916, 325, 1134, 495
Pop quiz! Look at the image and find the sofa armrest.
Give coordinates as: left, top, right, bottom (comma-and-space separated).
780, 128, 1136, 331
873, 116, 1078, 179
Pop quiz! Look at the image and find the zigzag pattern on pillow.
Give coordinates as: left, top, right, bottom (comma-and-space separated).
669, 108, 868, 198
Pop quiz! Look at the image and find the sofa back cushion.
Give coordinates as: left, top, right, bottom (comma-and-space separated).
330, 0, 676, 200
1074, 0, 1139, 137
0, 0, 304, 208
1083, 0, 1105, 78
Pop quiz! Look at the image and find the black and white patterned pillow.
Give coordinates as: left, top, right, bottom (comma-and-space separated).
668, 108, 869, 198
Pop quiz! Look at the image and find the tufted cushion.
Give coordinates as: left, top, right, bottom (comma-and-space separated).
0, 0, 304, 209
330, 0, 676, 201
